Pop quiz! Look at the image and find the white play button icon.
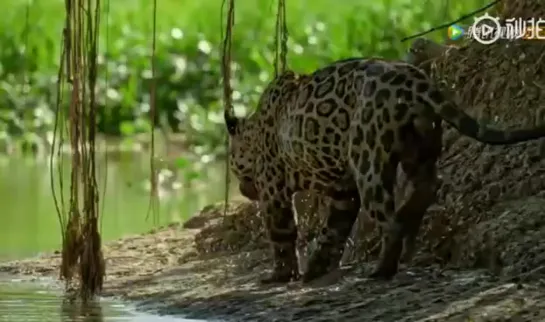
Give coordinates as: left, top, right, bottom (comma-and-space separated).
471, 13, 502, 45
481, 24, 495, 37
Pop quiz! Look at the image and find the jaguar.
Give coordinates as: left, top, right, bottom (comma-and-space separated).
226, 57, 545, 284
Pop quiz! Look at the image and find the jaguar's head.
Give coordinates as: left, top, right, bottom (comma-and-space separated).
225, 111, 259, 200
225, 70, 300, 201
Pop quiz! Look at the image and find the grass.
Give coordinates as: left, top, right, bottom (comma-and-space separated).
1, 0, 491, 156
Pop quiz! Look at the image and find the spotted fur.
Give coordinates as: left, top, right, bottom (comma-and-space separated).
226, 58, 545, 284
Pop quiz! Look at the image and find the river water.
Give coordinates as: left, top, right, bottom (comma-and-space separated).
0, 150, 233, 321
0, 275, 210, 321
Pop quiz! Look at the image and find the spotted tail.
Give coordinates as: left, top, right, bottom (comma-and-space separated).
424, 92, 545, 145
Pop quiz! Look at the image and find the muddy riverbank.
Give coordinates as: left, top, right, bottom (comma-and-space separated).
1, 196, 545, 322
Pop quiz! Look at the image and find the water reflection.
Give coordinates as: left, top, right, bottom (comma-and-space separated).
0, 276, 210, 321
61, 297, 103, 322
0, 152, 236, 261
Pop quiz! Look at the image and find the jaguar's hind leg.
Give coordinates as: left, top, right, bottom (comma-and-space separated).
303, 191, 360, 283
398, 117, 442, 263
397, 161, 438, 263
353, 157, 403, 279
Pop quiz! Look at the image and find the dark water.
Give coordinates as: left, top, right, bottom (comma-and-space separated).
0, 275, 209, 322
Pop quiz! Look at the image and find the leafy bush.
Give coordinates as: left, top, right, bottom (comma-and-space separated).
1, 0, 488, 156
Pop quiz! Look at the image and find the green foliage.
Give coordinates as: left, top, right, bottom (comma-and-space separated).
1, 0, 489, 156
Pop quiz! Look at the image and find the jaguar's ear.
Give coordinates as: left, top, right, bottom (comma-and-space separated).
224, 110, 238, 135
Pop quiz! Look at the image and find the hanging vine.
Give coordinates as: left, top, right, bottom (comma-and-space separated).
221, 0, 235, 217
51, 0, 105, 302
146, 0, 159, 224
401, 0, 500, 42
274, 0, 288, 77
221, 0, 289, 214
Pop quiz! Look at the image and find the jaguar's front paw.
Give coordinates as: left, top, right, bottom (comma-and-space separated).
369, 262, 398, 280
260, 268, 299, 285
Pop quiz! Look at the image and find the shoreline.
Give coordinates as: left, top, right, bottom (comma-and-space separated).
2, 198, 545, 321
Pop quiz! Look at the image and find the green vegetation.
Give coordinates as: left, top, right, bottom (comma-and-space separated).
2, 0, 488, 158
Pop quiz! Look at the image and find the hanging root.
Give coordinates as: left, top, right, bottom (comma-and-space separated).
221, 0, 235, 218
55, 0, 105, 302
146, 0, 159, 225
274, 0, 288, 76
80, 216, 105, 301
60, 208, 83, 282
